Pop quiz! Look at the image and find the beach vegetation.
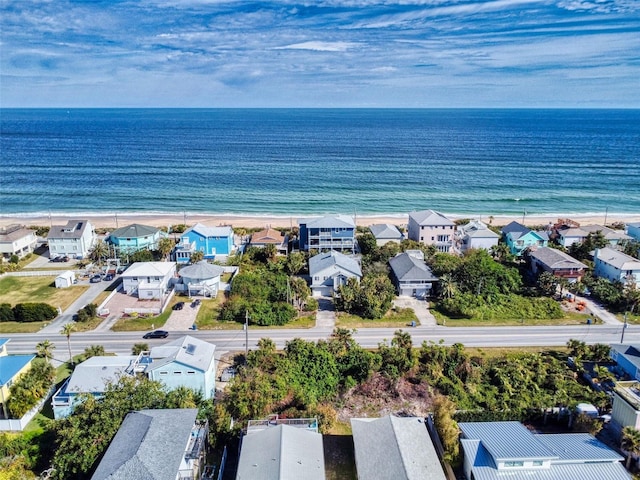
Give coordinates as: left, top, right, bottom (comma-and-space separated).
170, 224, 188, 233
334, 274, 396, 320
568, 231, 608, 261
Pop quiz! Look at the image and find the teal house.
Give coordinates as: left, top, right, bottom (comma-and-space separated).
107, 224, 165, 254
174, 223, 234, 263
501, 221, 548, 257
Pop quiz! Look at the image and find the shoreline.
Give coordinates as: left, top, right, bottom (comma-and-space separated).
1, 211, 639, 230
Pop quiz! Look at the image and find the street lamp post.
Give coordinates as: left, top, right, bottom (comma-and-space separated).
621, 312, 628, 343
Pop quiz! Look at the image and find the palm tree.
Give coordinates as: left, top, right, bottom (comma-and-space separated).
132, 343, 149, 355
190, 250, 204, 263
61, 323, 75, 365
89, 239, 109, 264
621, 426, 640, 470
36, 340, 55, 362
438, 273, 457, 300
157, 237, 175, 261
83, 344, 105, 359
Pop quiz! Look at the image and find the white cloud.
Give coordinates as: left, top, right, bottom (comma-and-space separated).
275, 41, 357, 52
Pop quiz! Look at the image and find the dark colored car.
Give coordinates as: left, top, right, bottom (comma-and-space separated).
90, 275, 102, 283
191, 299, 201, 308
143, 330, 169, 339
103, 274, 114, 281
172, 301, 185, 311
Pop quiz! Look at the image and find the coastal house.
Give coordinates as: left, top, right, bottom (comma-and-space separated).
236, 418, 325, 480
91, 409, 208, 480
389, 251, 439, 298
52, 336, 217, 419
177, 261, 225, 297
369, 224, 404, 246
47, 219, 95, 259
528, 247, 587, 283
0, 225, 37, 260
146, 335, 217, 400
0, 339, 36, 419
459, 421, 630, 480
408, 210, 456, 253
51, 355, 150, 419
120, 261, 176, 299
174, 223, 235, 263
627, 223, 640, 242
556, 224, 631, 248
249, 228, 288, 255
351, 415, 446, 480
594, 247, 640, 286
612, 381, 640, 430
308, 250, 362, 296
106, 223, 165, 254
456, 220, 499, 253
501, 221, 548, 256
298, 215, 356, 253
609, 343, 640, 381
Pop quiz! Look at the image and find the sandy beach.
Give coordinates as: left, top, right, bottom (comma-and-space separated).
1, 212, 639, 231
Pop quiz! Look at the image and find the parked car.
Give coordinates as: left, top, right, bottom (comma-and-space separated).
90, 275, 102, 283
103, 274, 114, 281
191, 299, 201, 308
143, 330, 169, 339
172, 302, 185, 311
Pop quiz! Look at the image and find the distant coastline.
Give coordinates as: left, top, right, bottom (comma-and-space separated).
1, 211, 638, 230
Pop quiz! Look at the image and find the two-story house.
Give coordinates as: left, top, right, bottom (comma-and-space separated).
47, 220, 95, 259
174, 223, 234, 263
556, 224, 630, 248
369, 224, 404, 246
308, 250, 362, 296
501, 221, 548, 257
120, 261, 177, 299
528, 247, 587, 283
106, 223, 165, 254
0, 339, 36, 419
407, 210, 455, 253
298, 215, 356, 253
0, 225, 37, 259
456, 220, 499, 253
389, 251, 439, 298
594, 247, 640, 286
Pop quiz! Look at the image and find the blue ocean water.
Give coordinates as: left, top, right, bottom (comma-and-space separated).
1, 108, 639, 217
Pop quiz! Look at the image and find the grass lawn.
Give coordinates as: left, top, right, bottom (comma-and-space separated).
112, 295, 182, 331
92, 290, 112, 308
0, 321, 49, 333
431, 309, 596, 327
617, 312, 640, 325
0, 276, 88, 310
335, 307, 418, 329
72, 316, 105, 332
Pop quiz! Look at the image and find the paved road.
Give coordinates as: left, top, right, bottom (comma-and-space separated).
3, 323, 637, 359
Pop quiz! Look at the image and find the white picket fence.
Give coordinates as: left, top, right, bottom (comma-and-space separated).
0, 386, 55, 432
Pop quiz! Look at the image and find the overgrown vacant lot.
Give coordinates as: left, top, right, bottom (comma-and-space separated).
0, 276, 88, 310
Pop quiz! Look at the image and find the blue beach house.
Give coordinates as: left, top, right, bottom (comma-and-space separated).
0, 339, 36, 418
173, 223, 234, 263
106, 223, 165, 254
501, 221, 548, 257
298, 215, 356, 253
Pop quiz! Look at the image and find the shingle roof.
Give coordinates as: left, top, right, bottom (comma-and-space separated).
109, 223, 160, 239
501, 221, 530, 235
369, 224, 403, 240
298, 215, 355, 229
47, 220, 91, 239
236, 424, 326, 480
148, 335, 215, 373
0, 354, 35, 386
529, 247, 587, 270
308, 251, 362, 277
0, 225, 34, 243
188, 223, 234, 238
409, 210, 455, 227
91, 409, 198, 480
595, 247, 640, 270
178, 261, 224, 280
351, 416, 446, 480
121, 261, 176, 278
64, 356, 138, 393
251, 228, 284, 244
389, 253, 439, 282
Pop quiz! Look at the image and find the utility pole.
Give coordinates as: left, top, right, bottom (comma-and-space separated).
522, 209, 526, 225
621, 312, 628, 344
244, 311, 249, 362
604, 206, 608, 227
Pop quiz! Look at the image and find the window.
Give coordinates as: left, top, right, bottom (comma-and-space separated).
504, 461, 524, 467
533, 461, 543, 466
159, 371, 168, 375
431, 236, 435, 241
174, 371, 182, 375
314, 276, 319, 281
187, 371, 196, 375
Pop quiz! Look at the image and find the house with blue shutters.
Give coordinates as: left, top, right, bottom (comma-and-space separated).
298, 215, 356, 253
501, 221, 548, 256
173, 223, 234, 263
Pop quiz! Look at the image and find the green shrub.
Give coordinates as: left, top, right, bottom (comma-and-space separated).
0, 303, 15, 322
9, 254, 20, 264
304, 297, 319, 312
12, 303, 57, 323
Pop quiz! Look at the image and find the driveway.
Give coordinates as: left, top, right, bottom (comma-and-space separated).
392, 296, 437, 326
315, 296, 336, 329
163, 301, 200, 331
575, 295, 622, 325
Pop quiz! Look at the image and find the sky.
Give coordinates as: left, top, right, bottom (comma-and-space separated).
1, 0, 639, 108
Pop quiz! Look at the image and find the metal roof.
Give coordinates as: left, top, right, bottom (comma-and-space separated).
369, 224, 403, 240
409, 210, 455, 227
0, 354, 35, 386
298, 215, 355, 229
188, 223, 234, 238
65, 356, 139, 393
308, 250, 362, 277
459, 422, 557, 461
529, 247, 587, 270
178, 261, 224, 280
148, 335, 216, 373
389, 253, 439, 282
351, 416, 446, 480
595, 247, 640, 270
236, 424, 325, 480
121, 261, 176, 278
109, 223, 160, 239
91, 409, 198, 480
535, 433, 624, 463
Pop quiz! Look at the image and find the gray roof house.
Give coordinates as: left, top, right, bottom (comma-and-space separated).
236, 423, 325, 480
91, 409, 208, 480
369, 224, 404, 246
351, 415, 446, 480
594, 247, 640, 286
389, 252, 439, 298
0, 225, 37, 259
177, 261, 225, 297
528, 247, 588, 282
308, 250, 362, 297
47, 219, 95, 258
456, 220, 499, 253
298, 215, 356, 253
407, 210, 456, 253
459, 421, 630, 480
